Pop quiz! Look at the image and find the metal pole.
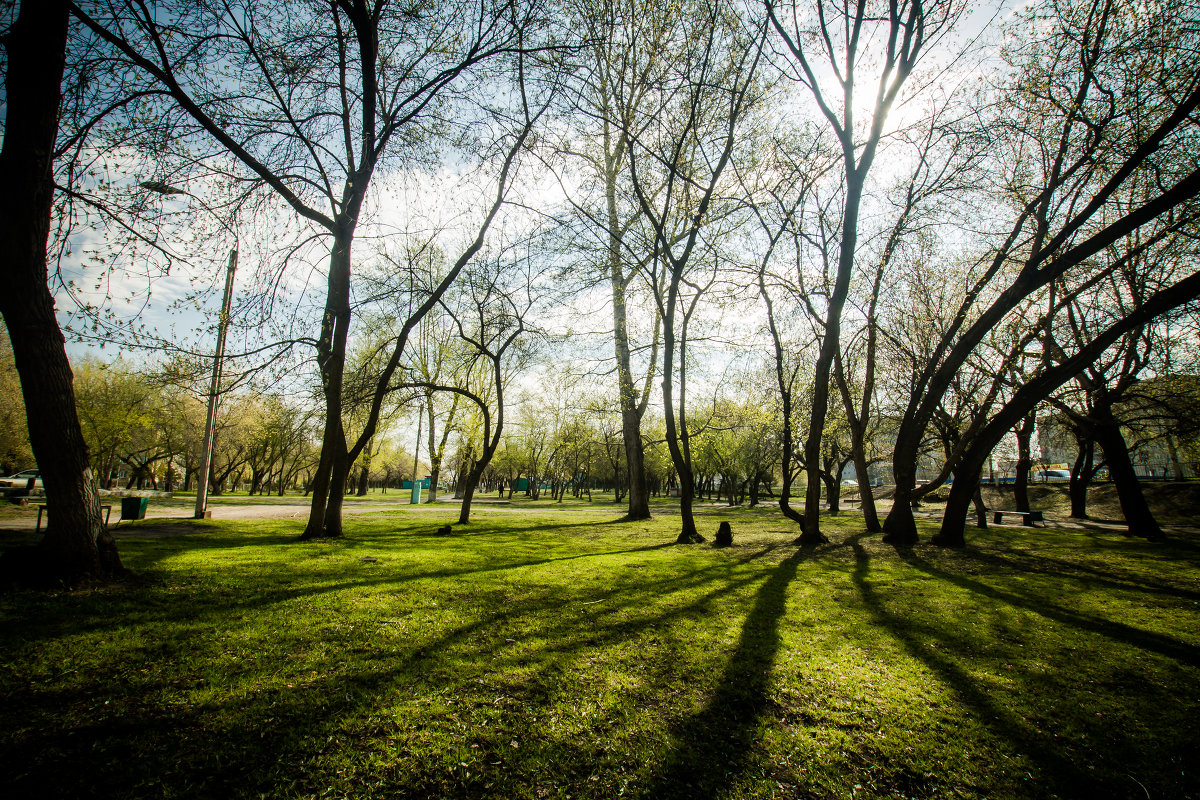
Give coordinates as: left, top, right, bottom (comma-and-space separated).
410, 406, 423, 504
195, 248, 238, 519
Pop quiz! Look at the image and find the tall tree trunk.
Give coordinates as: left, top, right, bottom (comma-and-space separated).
0, 0, 122, 586
424, 394, 442, 503
303, 230, 354, 539
611, 230, 652, 522
801, 169, 867, 545
1013, 412, 1035, 512
883, 459, 921, 545
601, 110, 653, 522
1068, 434, 1095, 519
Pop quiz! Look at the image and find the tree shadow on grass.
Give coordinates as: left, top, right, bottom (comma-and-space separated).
1, 544, 785, 800
952, 542, 1200, 603
850, 536, 1107, 798
636, 549, 806, 799
895, 546, 1200, 667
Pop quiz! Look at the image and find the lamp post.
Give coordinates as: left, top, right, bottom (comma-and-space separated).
410, 406, 423, 504
140, 181, 237, 519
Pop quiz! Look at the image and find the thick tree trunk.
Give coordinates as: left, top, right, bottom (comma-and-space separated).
1092, 402, 1164, 540
319, 429, 349, 537
938, 457, 986, 547
882, 460, 920, 545
0, 0, 123, 586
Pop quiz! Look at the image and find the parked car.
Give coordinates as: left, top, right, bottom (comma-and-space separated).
0, 469, 42, 496
1034, 469, 1071, 483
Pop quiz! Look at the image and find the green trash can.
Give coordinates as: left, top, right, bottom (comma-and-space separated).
121, 496, 149, 520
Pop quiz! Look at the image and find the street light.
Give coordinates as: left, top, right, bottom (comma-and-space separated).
141, 181, 238, 519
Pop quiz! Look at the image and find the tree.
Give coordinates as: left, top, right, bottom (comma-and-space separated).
70, 0, 558, 539
421, 241, 546, 525
0, 0, 124, 586
625, 0, 766, 543
554, 0, 678, 520
884, 0, 1200, 545
767, 0, 963, 544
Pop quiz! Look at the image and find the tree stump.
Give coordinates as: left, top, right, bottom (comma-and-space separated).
714, 521, 733, 547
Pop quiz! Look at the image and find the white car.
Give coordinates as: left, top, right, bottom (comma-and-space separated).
0, 469, 42, 495
1034, 469, 1071, 482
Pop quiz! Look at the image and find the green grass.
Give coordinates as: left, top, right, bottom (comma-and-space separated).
2, 504, 1198, 799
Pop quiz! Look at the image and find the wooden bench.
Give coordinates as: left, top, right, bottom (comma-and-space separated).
993, 510, 1044, 526
34, 503, 113, 533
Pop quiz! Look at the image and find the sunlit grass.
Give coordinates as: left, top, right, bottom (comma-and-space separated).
2, 504, 1198, 799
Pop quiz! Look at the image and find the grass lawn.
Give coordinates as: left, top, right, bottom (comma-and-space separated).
1, 503, 1198, 799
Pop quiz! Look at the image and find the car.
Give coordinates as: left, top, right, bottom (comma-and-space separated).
1034, 469, 1071, 482
0, 469, 42, 496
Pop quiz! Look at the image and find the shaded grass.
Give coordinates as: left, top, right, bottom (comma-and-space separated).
1, 506, 1198, 799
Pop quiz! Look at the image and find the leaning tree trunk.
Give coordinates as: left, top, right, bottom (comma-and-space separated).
1092, 402, 1165, 541
0, 0, 122, 586
971, 485, 988, 529
457, 460, 489, 525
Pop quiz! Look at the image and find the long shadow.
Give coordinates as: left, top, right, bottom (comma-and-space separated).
637, 549, 805, 799
5, 539, 683, 647
2, 545, 788, 800
953, 544, 1200, 603
895, 547, 1200, 667
850, 536, 1106, 797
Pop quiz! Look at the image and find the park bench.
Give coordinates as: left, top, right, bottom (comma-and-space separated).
35, 503, 113, 533
992, 510, 1044, 526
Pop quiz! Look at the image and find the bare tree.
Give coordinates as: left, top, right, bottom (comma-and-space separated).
768, 0, 963, 543
69, 0, 558, 538
884, 0, 1200, 544
626, 0, 767, 543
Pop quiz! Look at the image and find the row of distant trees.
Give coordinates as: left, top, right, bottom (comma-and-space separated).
6, 320, 1195, 526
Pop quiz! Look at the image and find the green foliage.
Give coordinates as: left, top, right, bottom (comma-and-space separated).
0, 329, 33, 474
2, 506, 1198, 799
